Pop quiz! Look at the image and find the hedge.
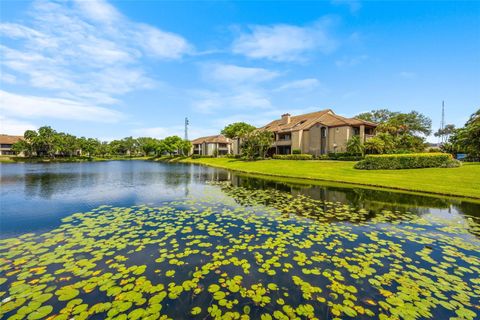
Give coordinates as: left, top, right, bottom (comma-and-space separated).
354, 153, 461, 170
191, 155, 214, 159
226, 154, 243, 159
273, 154, 313, 160
327, 152, 364, 161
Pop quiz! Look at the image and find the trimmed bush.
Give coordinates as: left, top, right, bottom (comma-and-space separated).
327, 152, 364, 161
292, 148, 302, 154
191, 154, 214, 159
354, 153, 461, 170
273, 154, 313, 160
225, 154, 242, 159
315, 155, 330, 160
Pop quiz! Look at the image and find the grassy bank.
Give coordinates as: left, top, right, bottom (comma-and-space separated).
0, 156, 152, 163
182, 158, 480, 199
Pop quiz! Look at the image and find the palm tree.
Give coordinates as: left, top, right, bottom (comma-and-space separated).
346, 136, 364, 155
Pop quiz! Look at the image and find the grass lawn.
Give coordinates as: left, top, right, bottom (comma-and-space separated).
183, 158, 480, 199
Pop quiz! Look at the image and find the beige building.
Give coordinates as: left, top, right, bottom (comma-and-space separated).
191, 135, 232, 156
259, 109, 376, 155
0, 134, 23, 155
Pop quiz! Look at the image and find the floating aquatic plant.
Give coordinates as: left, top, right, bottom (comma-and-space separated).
0, 183, 479, 319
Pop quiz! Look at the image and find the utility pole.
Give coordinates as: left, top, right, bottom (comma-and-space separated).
184, 117, 189, 141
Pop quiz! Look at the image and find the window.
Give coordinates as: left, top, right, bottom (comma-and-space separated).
218, 143, 227, 148
321, 127, 327, 137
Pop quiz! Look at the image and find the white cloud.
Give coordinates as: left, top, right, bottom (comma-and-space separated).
0, 23, 45, 40
1, 73, 17, 84
0, 0, 191, 109
0, 90, 123, 123
232, 18, 338, 62
0, 116, 36, 135
134, 24, 192, 59
274, 78, 321, 91
192, 90, 272, 114
212, 106, 324, 128
204, 63, 279, 84
335, 54, 368, 67
73, 0, 122, 23
132, 125, 217, 139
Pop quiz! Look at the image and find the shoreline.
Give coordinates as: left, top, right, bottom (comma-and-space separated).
0, 156, 153, 163
180, 158, 480, 200
3, 156, 479, 201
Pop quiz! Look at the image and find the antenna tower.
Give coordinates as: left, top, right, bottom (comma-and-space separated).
184, 117, 189, 141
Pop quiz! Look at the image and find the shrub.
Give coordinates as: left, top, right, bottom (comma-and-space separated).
328, 152, 364, 161
273, 154, 313, 160
191, 154, 214, 159
346, 136, 364, 155
354, 153, 461, 170
225, 154, 243, 159
461, 155, 480, 162
315, 155, 330, 160
292, 148, 302, 154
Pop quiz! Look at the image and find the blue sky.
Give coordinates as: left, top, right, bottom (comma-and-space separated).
1, 0, 479, 141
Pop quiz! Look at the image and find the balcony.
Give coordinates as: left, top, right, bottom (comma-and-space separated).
275, 133, 291, 146
274, 140, 292, 146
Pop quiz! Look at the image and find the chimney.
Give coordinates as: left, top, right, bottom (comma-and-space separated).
281, 113, 291, 124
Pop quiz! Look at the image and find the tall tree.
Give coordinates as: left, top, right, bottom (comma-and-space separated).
21, 129, 38, 155
434, 124, 456, 140
356, 109, 398, 123
356, 109, 432, 153
109, 139, 127, 155
241, 130, 274, 160
163, 136, 183, 155
178, 139, 192, 156
79, 138, 100, 157
122, 137, 139, 156
221, 122, 256, 139
36, 126, 57, 157
376, 111, 432, 136
447, 109, 480, 158
137, 137, 160, 156
96, 141, 111, 157
56, 133, 78, 157
12, 140, 32, 157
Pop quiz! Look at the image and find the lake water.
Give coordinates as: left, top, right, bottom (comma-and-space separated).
0, 161, 479, 319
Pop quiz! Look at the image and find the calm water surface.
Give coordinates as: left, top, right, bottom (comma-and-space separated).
0, 161, 479, 319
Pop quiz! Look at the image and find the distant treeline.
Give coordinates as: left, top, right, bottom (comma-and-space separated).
12, 126, 191, 158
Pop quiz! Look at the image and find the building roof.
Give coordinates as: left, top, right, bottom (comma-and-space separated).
191, 134, 231, 144
259, 109, 377, 133
0, 134, 23, 145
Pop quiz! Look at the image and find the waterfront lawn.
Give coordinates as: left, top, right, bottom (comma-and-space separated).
183, 158, 480, 199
